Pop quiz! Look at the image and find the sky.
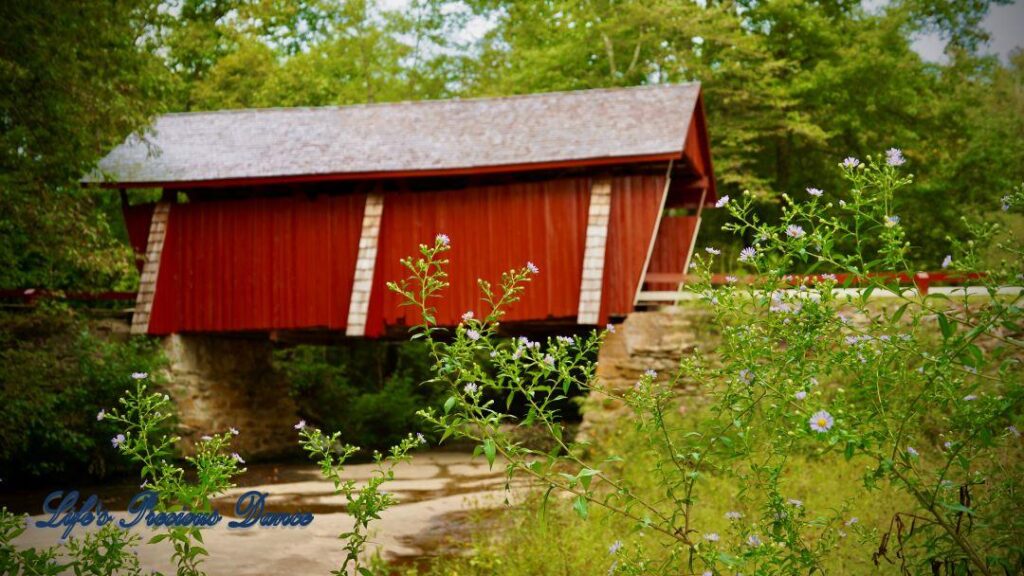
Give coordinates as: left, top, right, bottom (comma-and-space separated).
911, 0, 1024, 63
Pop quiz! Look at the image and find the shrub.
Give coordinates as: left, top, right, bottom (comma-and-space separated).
0, 306, 166, 481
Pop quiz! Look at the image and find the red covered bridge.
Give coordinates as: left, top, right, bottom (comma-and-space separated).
91, 84, 718, 338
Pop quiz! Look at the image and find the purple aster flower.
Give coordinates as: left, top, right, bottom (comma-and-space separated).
1001, 195, 1011, 211
131, 372, 148, 380
963, 394, 978, 401
738, 369, 754, 385
747, 534, 762, 547
435, 233, 450, 246
111, 433, 126, 448
942, 255, 952, 269
201, 435, 212, 441
703, 532, 720, 542
644, 369, 658, 379
845, 517, 859, 526
543, 354, 555, 366
526, 261, 540, 274
786, 224, 805, 238
461, 310, 474, 322
232, 452, 245, 464
606, 323, 616, 333
1008, 425, 1021, 438
416, 433, 427, 445
294, 420, 306, 430
809, 410, 834, 433
788, 499, 803, 508
885, 215, 900, 227
944, 441, 953, 450
466, 329, 481, 341
608, 540, 622, 555
726, 275, 738, 283
229, 427, 239, 435
739, 246, 756, 262
886, 148, 905, 166
96, 409, 106, 421
705, 246, 721, 255
906, 446, 919, 457
715, 195, 730, 208
842, 157, 861, 168
725, 511, 743, 520
464, 382, 478, 394
807, 187, 823, 197
794, 390, 807, 400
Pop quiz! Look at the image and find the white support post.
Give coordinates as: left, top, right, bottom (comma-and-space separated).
346, 192, 384, 337
632, 161, 674, 307
577, 179, 612, 325
131, 202, 171, 335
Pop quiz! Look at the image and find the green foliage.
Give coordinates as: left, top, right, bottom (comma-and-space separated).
390, 156, 1023, 575
0, 507, 143, 575
299, 426, 425, 575
0, 308, 166, 480
274, 341, 442, 450
103, 375, 246, 576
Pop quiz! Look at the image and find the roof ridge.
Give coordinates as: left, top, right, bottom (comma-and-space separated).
158, 83, 702, 118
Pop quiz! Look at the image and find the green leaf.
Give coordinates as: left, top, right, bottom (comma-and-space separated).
443, 395, 456, 414
149, 533, 169, 544
937, 313, 954, 339
572, 494, 589, 520
483, 438, 496, 469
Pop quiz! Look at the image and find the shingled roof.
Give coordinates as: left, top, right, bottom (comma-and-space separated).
89, 83, 703, 187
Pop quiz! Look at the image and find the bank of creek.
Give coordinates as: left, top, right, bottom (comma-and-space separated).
4, 450, 529, 575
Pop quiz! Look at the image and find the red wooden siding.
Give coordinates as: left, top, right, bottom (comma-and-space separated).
599, 175, 668, 321
123, 204, 155, 273
365, 178, 592, 334
646, 215, 700, 291
147, 193, 366, 334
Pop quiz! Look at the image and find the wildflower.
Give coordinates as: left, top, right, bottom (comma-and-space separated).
786, 224, 805, 238
845, 517, 859, 526
1002, 195, 1011, 211
1008, 425, 1021, 438
111, 434, 126, 448
907, 446, 919, 457
739, 247, 756, 262
416, 433, 427, 445
705, 246, 721, 255
131, 372, 148, 380
543, 354, 555, 366
644, 369, 658, 379
435, 233, 450, 246
747, 534, 762, 547
809, 377, 819, 387
96, 409, 106, 421
703, 532, 720, 542
606, 323, 616, 334
963, 394, 978, 401
942, 254, 952, 269
715, 195, 730, 208
807, 187, 823, 197
466, 329, 481, 341
229, 427, 239, 435
885, 148, 905, 166
788, 499, 803, 508
738, 369, 754, 385
294, 420, 306, 430
608, 561, 617, 575
703, 572, 713, 576
461, 310, 474, 322
526, 261, 540, 274
842, 157, 861, 168
201, 435, 212, 441
464, 382, 478, 395
964, 365, 978, 374
557, 336, 572, 344
944, 441, 953, 450
809, 410, 834, 433
885, 215, 900, 227
725, 511, 743, 520
232, 452, 245, 464
608, 540, 623, 555
794, 390, 807, 400
726, 275, 738, 283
